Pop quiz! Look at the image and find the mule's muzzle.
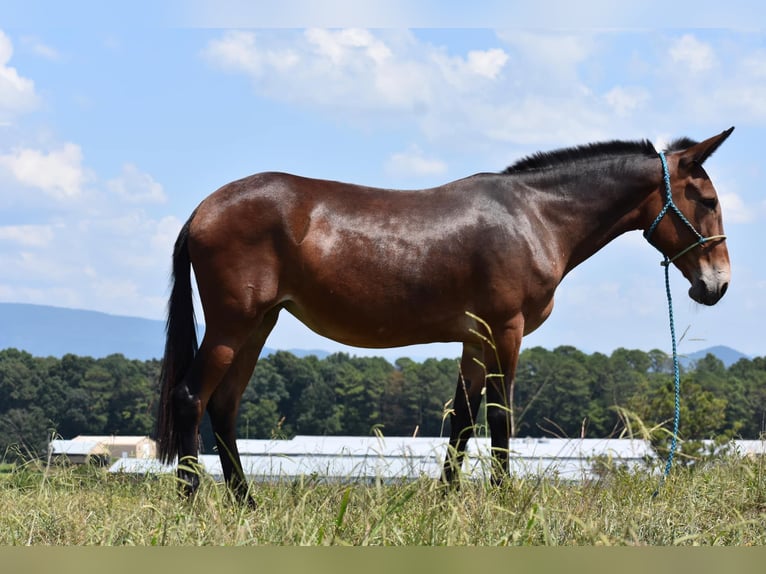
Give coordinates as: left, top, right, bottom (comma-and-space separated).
689, 277, 729, 306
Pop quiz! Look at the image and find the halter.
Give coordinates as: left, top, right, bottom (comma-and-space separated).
643, 151, 727, 266
645, 151, 726, 492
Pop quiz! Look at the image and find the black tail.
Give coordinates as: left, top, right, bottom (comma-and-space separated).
156, 213, 198, 464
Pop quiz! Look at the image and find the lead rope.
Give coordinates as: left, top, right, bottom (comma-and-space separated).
647, 152, 685, 497
653, 253, 681, 497
644, 152, 727, 495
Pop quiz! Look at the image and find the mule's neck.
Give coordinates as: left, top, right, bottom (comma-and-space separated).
508, 153, 662, 278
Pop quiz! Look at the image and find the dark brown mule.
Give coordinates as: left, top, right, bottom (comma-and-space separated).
157, 128, 733, 504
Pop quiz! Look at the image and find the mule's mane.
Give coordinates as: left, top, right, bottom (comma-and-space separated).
502, 137, 697, 174
664, 136, 699, 152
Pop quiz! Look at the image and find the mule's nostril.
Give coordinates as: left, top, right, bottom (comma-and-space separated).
720, 282, 729, 298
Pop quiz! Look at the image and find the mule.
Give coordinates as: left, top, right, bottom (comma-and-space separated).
157, 128, 733, 504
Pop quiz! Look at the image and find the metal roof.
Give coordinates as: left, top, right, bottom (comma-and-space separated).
50, 439, 108, 456
727, 440, 766, 456
110, 436, 654, 482
50, 435, 156, 459
236, 435, 447, 457
72, 435, 152, 445
107, 437, 765, 482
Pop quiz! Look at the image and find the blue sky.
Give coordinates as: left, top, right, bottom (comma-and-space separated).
1, 3, 765, 361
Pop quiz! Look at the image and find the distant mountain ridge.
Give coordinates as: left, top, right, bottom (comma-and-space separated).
0, 303, 328, 361
680, 345, 751, 369
0, 302, 753, 366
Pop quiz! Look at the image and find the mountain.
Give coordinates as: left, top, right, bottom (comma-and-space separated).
0, 303, 329, 361
0, 303, 753, 367
680, 345, 751, 369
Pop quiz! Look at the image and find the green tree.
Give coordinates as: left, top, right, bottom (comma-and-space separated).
325, 354, 390, 436
728, 357, 766, 438
295, 375, 343, 435
0, 406, 52, 460
102, 354, 156, 436
238, 358, 290, 439
266, 351, 322, 436
372, 356, 455, 437
515, 346, 599, 438
0, 349, 44, 412
628, 371, 731, 463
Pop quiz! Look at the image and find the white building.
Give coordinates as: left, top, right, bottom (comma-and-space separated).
108, 435, 656, 483
49, 435, 156, 465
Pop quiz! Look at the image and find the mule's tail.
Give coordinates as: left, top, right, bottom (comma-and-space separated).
156, 213, 199, 464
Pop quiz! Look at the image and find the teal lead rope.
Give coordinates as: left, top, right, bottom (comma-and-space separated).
643, 151, 726, 496
647, 152, 683, 495
655, 254, 681, 495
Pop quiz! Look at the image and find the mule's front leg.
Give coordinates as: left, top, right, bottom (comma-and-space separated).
442, 344, 485, 484
484, 320, 523, 486
486, 376, 512, 485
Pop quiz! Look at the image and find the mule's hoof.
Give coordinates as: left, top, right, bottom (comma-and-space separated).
178, 477, 200, 501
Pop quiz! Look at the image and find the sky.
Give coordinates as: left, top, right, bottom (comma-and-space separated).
1, 2, 765, 362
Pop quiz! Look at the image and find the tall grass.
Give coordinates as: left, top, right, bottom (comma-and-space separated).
1, 453, 765, 545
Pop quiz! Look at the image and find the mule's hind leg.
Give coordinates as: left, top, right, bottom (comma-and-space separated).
442, 343, 485, 483
206, 308, 280, 507
172, 337, 241, 499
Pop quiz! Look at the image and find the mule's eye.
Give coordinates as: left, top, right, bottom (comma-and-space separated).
699, 197, 718, 210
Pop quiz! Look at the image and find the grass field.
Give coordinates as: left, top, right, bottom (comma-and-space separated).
1, 453, 765, 546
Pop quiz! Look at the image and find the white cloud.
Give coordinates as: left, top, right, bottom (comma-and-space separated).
202, 28, 766, 151
474, 98, 609, 146
713, 50, 766, 122
202, 29, 617, 148
107, 163, 167, 204
465, 48, 508, 79
21, 35, 60, 61
0, 208, 184, 320
433, 47, 509, 86
604, 86, 650, 116
305, 28, 392, 66
0, 224, 55, 247
496, 30, 594, 85
0, 30, 39, 121
203, 30, 299, 76
385, 145, 447, 177
0, 142, 88, 200
204, 29, 434, 113
669, 34, 716, 73
741, 51, 766, 78
151, 215, 182, 253
719, 192, 755, 224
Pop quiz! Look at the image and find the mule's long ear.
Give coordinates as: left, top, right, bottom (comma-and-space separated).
679, 126, 735, 169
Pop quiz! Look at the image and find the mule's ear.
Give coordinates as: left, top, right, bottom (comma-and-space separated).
679, 126, 734, 169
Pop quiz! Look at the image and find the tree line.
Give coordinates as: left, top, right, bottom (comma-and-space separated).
1, 346, 764, 462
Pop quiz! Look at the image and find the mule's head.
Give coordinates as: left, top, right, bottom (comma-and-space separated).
642, 127, 733, 306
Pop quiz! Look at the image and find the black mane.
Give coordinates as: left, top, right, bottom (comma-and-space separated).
501, 137, 698, 174
664, 136, 698, 152
503, 140, 657, 174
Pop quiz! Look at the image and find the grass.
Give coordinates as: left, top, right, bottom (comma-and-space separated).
1, 453, 766, 546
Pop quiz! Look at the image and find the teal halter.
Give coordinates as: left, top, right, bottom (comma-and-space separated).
644, 151, 726, 266
646, 151, 726, 491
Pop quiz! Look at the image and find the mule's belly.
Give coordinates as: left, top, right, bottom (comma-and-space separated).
283, 247, 556, 348
282, 292, 475, 349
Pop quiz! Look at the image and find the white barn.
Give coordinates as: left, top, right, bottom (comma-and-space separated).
109, 435, 656, 483
49, 435, 156, 466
